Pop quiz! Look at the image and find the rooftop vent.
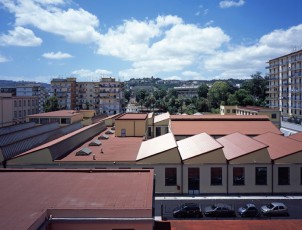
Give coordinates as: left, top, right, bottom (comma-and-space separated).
98, 134, 109, 140
76, 147, 92, 156
89, 140, 102, 146
105, 130, 115, 134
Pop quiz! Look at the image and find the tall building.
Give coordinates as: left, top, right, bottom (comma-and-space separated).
50, 78, 77, 110
267, 49, 302, 120
99, 77, 125, 115
51, 77, 125, 115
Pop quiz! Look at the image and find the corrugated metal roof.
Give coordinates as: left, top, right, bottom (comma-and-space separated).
0, 169, 154, 230
0, 122, 35, 136
254, 132, 302, 160
116, 113, 148, 120
217, 133, 268, 160
136, 133, 178, 161
171, 120, 282, 136
154, 112, 170, 123
177, 133, 223, 160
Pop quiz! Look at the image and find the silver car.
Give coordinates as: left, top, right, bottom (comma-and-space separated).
260, 202, 289, 216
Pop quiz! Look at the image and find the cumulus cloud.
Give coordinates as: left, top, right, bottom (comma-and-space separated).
204, 24, 302, 79
219, 0, 245, 8
0, 26, 42, 46
0, 0, 101, 43
98, 15, 229, 79
42, 51, 73, 59
71, 69, 113, 81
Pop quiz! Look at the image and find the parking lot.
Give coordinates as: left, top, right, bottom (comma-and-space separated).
155, 196, 302, 220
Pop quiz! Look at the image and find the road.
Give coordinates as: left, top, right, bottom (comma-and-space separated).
154, 196, 302, 220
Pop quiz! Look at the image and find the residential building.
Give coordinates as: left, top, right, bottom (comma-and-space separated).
50, 78, 77, 110
76, 81, 99, 110
220, 105, 281, 128
267, 49, 302, 120
0, 169, 154, 230
0, 93, 14, 127
174, 85, 199, 98
16, 85, 47, 113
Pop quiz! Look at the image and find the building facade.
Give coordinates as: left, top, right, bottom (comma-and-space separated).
267, 49, 302, 120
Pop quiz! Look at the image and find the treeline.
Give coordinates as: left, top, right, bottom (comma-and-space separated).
126, 72, 268, 114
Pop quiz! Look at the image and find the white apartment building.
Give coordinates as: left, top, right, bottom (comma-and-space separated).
267, 49, 302, 120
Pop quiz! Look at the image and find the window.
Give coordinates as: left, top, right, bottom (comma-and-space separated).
301, 167, 302, 185
233, 167, 245, 185
148, 127, 152, 137
165, 126, 169, 134
271, 113, 277, 119
278, 167, 290, 185
14, 100, 17, 107
19, 100, 21, 106
211, 167, 222, 185
14, 111, 17, 118
19, 111, 21, 117
156, 127, 161, 136
255, 167, 267, 185
121, 128, 126, 137
165, 168, 177, 186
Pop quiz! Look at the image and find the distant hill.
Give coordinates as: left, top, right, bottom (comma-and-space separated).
0, 80, 50, 89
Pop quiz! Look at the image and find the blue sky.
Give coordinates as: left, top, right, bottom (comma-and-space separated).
0, 0, 302, 83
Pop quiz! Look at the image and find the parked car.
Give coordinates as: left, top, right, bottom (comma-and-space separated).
204, 203, 236, 217
173, 203, 203, 218
260, 202, 289, 216
238, 204, 259, 217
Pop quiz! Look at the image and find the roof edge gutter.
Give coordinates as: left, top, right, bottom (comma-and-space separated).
49, 217, 154, 222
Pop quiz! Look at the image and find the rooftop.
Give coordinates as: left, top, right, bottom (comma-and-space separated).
136, 133, 178, 161
171, 120, 282, 136
27, 110, 81, 117
59, 128, 143, 162
217, 133, 268, 160
171, 115, 270, 121
237, 106, 278, 112
116, 113, 148, 120
177, 133, 223, 160
254, 132, 302, 160
288, 132, 302, 142
154, 112, 170, 123
0, 169, 154, 230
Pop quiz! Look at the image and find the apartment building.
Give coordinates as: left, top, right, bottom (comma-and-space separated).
51, 77, 124, 115
267, 49, 302, 120
174, 85, 199, 98
50, 78, 77, 110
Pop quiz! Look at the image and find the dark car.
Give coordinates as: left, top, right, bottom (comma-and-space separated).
260, 202, 289, 216
204, 203, 236, 217
238, 204, 259, 217
173, 203, 203, 218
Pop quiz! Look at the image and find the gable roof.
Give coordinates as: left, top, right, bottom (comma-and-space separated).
217, 133, 268, 160
116, 113, 148, 120
154, 112, 170, 123
177, 133, 223, 160
288, 132, 302, 142
254, 132, 302, 160
136, 133, 178, 161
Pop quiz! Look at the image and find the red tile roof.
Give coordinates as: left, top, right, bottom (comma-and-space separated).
217, 133, 268, 160
254, 132, 302, 160
171, 120, 282, 136
288, 132, 302, 142
116, 113, 148, 120
237, 106, 278, 111
59, 129, 143, 162
171, 115, 270, 121
0, 169, 154, 230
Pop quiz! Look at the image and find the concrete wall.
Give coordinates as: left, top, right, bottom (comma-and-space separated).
229, 149, 271, 164
7, 149, 53, 165
115, 119, 146, 137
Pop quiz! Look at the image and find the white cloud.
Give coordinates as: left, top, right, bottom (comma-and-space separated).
163, 76, 181, 80
0, 26, 42, 46
219, 0, 245, 8
205, 20, 214, 27
0, 0, 101, 43
100, 16, 229, 79
42, 51, 73, 59
204, 24, 302, 79
0, 54, 9, 63
182, 71, 201, 77
71, 69, 112, 81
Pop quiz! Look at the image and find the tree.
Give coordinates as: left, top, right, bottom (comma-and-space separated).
198, 84, 209, 98
227, 94, 239, 106
196, 97, 210, 112
124, 90, 131, 102
135, 89, 149, 103
44, 96, 59, 112
208, 81, 231, 108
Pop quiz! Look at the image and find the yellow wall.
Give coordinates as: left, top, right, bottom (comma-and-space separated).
7, 149, 53, 165
137, 148, 181, 164
115, 119, 146, 137
229, 148, 271, 164
275, 151, 302, 164
228, 164, 272, 194
183, 149, 226, 164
